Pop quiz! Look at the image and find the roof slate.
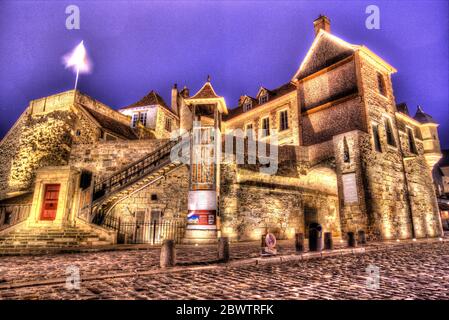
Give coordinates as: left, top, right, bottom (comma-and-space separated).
84, 107, 138, 140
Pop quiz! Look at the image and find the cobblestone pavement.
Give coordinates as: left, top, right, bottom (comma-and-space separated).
1, 241, 449, 299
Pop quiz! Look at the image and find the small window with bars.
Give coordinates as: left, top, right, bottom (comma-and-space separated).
165, 117, 172, 131
279, 110, 288, 131
261, 117, 270, 137
384, 117, 396, 147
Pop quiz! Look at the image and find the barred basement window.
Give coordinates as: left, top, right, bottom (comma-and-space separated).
372, 123, 382, 152
261, 117, 270, 137
407, 127, 418, 154
377, 72, 387, 96
279, 110, 288, 131
165, 118, 172, 131
384, 117, 396, 147
139, 112, 147, 127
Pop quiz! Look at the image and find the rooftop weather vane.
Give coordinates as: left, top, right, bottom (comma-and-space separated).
63, 40, 91, 90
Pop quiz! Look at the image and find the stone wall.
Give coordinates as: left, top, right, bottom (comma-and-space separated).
69, 139, 168, 180
301, 96, 365, 146
356, 51, 441, 239
109, 165, 189, 222
219, 151, 340, 241
0, 110, 29, 199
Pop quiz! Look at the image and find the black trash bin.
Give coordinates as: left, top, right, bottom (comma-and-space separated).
308, 223, 323, 252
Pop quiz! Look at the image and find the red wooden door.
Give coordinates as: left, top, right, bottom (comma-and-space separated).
40, 184, 60, 221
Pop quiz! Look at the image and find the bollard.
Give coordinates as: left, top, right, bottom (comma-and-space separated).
295, 233, 304, 252
358, 230, 366, 245
218, 237, 230, 262
347, 232, 357, 248
308, 223, 323, 252
324, 232, 333, 250
160, 239, 176, 268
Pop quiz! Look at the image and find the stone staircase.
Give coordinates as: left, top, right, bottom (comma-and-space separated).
0, 226, 114, 255
91, 137, 188, 221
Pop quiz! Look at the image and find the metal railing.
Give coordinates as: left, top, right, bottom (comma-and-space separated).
92, 137, 184, 203
0, 204, 31, 232
96, 214, 186, 245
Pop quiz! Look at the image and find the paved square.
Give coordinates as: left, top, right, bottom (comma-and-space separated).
1, 240, 448, 299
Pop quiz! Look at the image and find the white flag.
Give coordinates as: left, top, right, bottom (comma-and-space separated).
63, 40, 91, 74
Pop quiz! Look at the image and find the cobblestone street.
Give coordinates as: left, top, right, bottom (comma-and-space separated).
1, 240, 449, 300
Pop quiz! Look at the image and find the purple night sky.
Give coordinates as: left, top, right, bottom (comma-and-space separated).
0, 0, 447, 148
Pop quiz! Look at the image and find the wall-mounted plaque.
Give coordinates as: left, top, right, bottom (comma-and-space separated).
342, 173, 358, 204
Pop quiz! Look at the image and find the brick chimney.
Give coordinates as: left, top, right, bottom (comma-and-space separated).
313, 15, 330, 37
171, 83, 179, 115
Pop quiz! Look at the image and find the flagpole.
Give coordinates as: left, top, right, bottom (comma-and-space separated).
74, 64, 80, 90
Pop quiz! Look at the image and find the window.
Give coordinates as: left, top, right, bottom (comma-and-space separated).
245, 123, 254, 139
132, 113, 139, 128
343, 137, 350, 163
4, 211, 12, 225
165, 117, 172, 132
151, 194, 158, 201
75, 129, 81, 136
261, 117, 270, 137
407, 127, 418, 154
372, 123, 382, 152
377, 72, 387, 96
259, 94, 268, 104
279, 110, 289, 131
243, 101, 252, 112
139, 112, 147, 127
384, 117, 396, 147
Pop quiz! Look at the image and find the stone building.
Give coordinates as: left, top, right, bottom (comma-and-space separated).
0, 16, 444, 251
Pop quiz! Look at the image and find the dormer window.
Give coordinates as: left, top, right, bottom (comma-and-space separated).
259, 94, 268, 104
132, 113, 139, 128
139, 112, 147, 127
243, 101, 252, 112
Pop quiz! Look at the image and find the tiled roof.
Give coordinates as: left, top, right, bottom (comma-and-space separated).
121, 90, 170, 110
84, 107, 138, 140
190, 82, 221, 100
223, 82, 297, 121
414, 105, 437, 124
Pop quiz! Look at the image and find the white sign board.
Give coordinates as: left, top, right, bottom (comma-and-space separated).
188, 190, 217, 210
342, 173, 358, 204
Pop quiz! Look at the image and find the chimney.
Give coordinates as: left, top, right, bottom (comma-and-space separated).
171, 83, 179, 115
313, 15, 330, 37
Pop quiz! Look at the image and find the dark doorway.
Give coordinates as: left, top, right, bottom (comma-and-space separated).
304, 206, 318, 237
